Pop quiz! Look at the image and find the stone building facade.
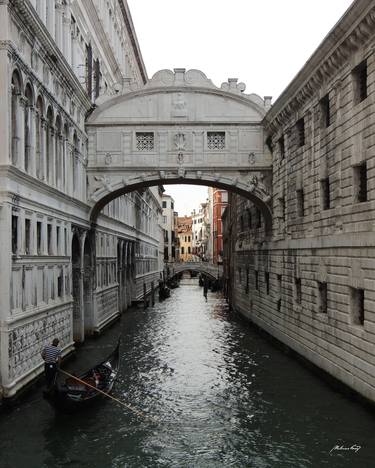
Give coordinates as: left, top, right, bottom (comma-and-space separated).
0, 0, 163, 399
177, 216, 192, 262
224, 0, 375, 404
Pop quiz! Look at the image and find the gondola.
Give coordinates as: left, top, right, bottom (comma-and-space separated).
44, 339, 120, 412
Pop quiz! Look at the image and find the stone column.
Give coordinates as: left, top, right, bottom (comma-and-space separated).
40, 117, 47, 181
49, 127, 56, 186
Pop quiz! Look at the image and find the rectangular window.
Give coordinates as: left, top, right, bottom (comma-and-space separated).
207, 132, 225, 150
352, 60, 367, 104
56, 226, 60, 255
255, 270, 259, 291
37, 221, 42, 255
320, 94, 331, 128
25, 219, 31, 255
278, 135, 285, 160
278, 197, 285, 220
181, 246, 184, 255
47, 224, 52, 255
296, 189, 304, 217
136, 132, 154, 151
188, 246, 191, 254
295, 278, 302, 304
265, 272, 270, 295
350, 287, 365, 326
353, 163, 367, 203
12, 215, 18, 254
318, 282, 328, 314
162, 201, 167, 208
296, 118, 305, 147
321, 178, 330, 210
57, 268, 63, 297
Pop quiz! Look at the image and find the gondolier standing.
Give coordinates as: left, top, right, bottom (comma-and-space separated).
41, 338, 61, 390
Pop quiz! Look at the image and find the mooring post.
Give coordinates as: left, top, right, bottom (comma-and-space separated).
151, 281, 155, 306
143, 282, 147, 309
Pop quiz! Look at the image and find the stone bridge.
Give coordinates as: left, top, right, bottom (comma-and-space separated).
86, 68, 273, 232
168, 262, 223, 280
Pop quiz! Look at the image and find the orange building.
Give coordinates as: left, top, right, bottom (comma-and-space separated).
212, 188, 228, 264
177, 216, 192, 262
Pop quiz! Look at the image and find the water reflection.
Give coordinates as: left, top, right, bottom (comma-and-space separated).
0, 277, 375, 467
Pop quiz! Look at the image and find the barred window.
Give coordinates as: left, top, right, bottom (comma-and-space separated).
136, 132, 154, 151
207, 132, 225, 150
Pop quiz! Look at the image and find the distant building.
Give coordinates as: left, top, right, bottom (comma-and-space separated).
162, 194, 177, 263
177, 216, 192, 262
210, 188, 228, 264
192, 202, 210, 260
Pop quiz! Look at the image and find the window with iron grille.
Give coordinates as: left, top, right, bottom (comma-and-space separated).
207, 132, 225, 150
353, 163, 367, 203
136, 132, 154, 151
352, 60, 367, 104
321, 178, 330, 210
296, 118, 305, 147
320, 94, 331, 128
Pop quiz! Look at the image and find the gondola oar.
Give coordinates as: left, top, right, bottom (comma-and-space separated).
59, 369, 156, 422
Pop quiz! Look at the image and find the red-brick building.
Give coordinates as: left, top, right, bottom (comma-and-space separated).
211, 188, 228, 264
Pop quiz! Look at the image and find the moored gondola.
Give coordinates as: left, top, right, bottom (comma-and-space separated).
44, 339, 120, 412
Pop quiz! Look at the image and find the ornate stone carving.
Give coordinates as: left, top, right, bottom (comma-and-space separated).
105, 152, 112, 165
174, 132, 186, 151
172, 93, 187, 117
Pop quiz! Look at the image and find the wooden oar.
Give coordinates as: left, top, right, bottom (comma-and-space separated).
59, 369, 156, 422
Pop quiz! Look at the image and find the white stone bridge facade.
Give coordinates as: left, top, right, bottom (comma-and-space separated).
86, 68, 273, 232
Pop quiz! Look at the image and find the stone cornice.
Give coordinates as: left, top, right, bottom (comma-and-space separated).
118, 0, 147, 85
10, 0, 92, 112
263, 0, 375, 134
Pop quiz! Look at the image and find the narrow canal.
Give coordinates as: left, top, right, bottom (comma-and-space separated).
1, 276, 375, 468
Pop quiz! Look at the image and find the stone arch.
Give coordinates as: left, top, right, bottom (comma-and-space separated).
90, 178, 273, 235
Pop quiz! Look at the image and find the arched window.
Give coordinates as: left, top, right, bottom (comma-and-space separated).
46, 106, 54, 184
24, 83, 34, 174
55, 115, 62, 188
11, 70, 22, 166
35, 96, 44, 179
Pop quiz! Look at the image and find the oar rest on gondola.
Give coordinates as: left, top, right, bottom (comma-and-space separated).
44, 340, 120, 412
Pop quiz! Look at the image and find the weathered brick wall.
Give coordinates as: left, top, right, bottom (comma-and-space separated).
224, 0, 375, 403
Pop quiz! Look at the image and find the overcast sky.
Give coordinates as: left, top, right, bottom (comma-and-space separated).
127, 0, 354, 216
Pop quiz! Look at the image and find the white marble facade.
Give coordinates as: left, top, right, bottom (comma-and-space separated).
0, 0, 160, 399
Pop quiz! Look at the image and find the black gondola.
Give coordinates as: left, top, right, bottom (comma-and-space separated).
44, 340, 120, 412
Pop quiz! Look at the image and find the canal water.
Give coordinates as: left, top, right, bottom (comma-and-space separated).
1, 277, 375, 468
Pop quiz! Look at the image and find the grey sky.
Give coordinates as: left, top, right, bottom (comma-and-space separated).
127, 0, 354, 215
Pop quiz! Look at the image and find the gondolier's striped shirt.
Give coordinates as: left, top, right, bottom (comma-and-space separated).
42, 345, 61, 364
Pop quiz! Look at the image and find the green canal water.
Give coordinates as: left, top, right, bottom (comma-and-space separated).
0, 277, 374, 467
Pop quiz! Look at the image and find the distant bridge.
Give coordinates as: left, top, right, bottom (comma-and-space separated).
168, 262, 223, 280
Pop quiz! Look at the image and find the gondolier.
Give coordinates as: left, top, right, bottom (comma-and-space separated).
41, 338, 61, 390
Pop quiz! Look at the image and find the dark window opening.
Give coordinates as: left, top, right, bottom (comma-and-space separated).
256, 209, 262, 228
296, 118, 305, 147
353, 60, 367, 104
321, 178, 331, 210
57, 270, 63, 297
320, 94, 331, 128
296, 189, 304, 217
295, 277, 302, 304
265, 272, 270, 295
354, 162, 367, 203
318, 282, 328, 313
37, 221, 42, 255
47, 224, 52, 255
279, 135, 285, 160
12, 215, 18, 254
351, 287, 365, 326
25, 219, 31, 254
162, 201, 167, 208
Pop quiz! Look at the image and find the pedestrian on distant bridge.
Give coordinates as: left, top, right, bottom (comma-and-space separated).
41, 338, 61, 391
203, 278, 208, 302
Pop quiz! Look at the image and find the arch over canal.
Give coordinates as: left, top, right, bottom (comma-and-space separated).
86, 68, 273, 233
